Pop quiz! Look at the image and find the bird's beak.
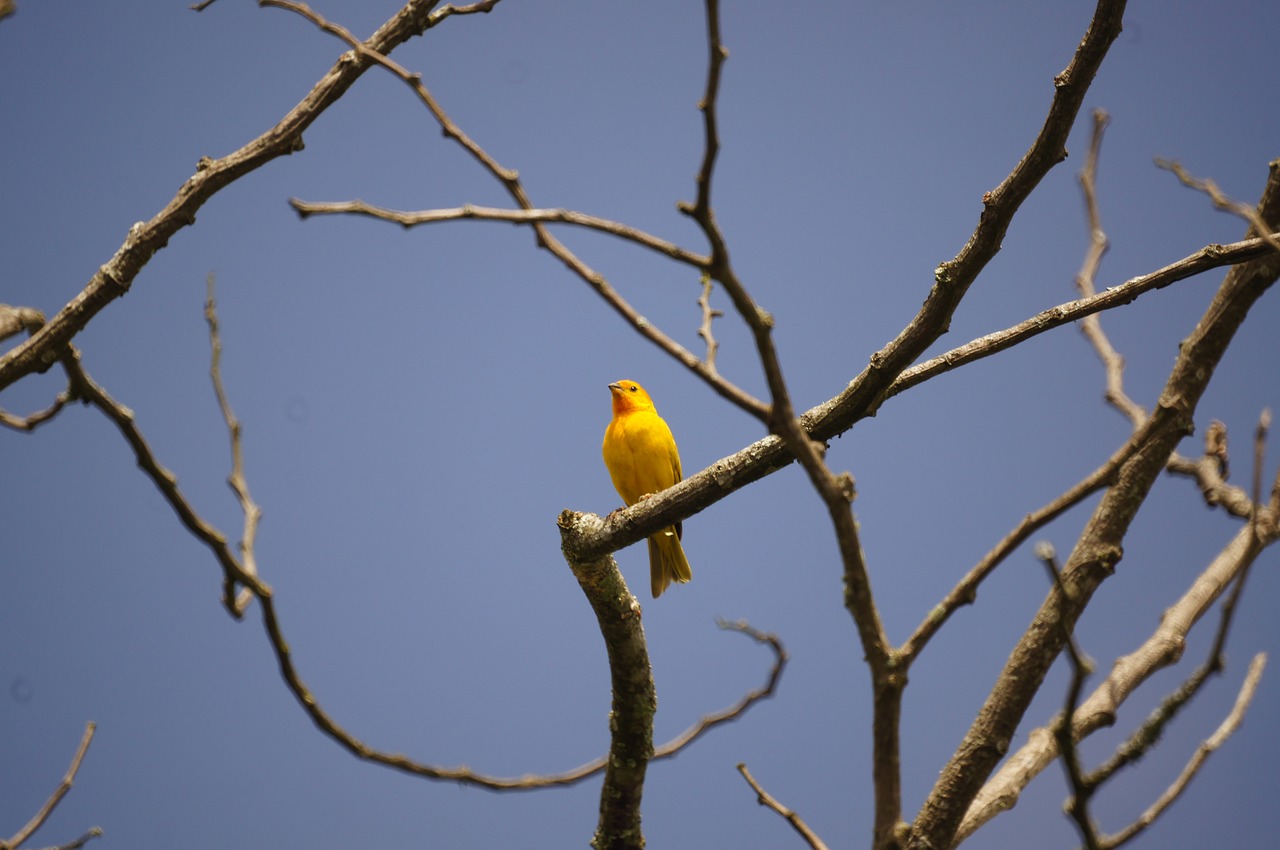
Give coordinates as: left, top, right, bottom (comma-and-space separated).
607, 382, 622, 393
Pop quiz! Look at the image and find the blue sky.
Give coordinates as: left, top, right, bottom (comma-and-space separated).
2, 2, 1278, 848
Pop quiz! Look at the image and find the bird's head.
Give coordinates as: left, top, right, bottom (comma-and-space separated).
608, 380, 656, 415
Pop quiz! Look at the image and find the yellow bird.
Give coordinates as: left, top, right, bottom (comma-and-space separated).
602, 380, 693, 598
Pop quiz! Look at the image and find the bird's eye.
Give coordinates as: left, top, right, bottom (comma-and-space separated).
629, 384, 638, 392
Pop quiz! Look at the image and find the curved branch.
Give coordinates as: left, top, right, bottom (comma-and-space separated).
289, 199, 712, 269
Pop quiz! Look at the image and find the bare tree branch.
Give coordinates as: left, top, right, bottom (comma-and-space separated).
268, 0, 766, 421
204, 275, 262, 616
697, 272, 723, 372
1096, 654, 1266, 849
0, 0, 456, 394
556, 512, 652, 850
59, 286, 784, 802
952, 144, 1279, 842
958, 518, 1273, 840
825, 0, 1129, 441
912, 154, 1280, 850
288, 200, 712, 269
901, 419, 1153, 660
1158, 158, 1280, 253
40, 827, 105, 850
2, 722, 98, 850
1074, 110, 1147, 429
675, 1, 899, 843
425, 0, 501, 27
0, 305, 74, 431
1036, 542, 1103, 850
738, 763, 831, 850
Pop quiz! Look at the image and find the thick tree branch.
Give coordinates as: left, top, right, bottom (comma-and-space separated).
958, 513, 1274, 840
914, 159, 1280, 850
826, 0, 1128, 434
557, 512, 653, 850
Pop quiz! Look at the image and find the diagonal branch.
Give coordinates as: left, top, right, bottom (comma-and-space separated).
0, 0, 452, 394
911, 153, 1280, 850
2, 722, 98, 850
958, 513, 1274, 840
1157, 158, 1280, 253
826, 0, 1129, 434
900, 418, 1153, 660
270, 0, 766, 421
1036, 543, 1103, 850
883, 230, 1280, 404
1095, 654, 1266, 849
738, 763, 831, 850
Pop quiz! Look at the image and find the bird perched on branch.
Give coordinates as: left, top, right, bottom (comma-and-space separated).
602, 380, 693, 598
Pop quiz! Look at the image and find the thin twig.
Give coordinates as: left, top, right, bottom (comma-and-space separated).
43, 827, 105, 850
737, 763, 831, 850
426, 0, 501, 28
267, 0, 766, 420
653, 619, 786, 757
901, 420, 1153, 659
0, 305, 74, 432
885, 231, 1280, 404
677, 4, 898, 845
696, 272, 723, 372
1096, 654, 1266, 849
289, 200, 711, 269
1251, 408, 1271, 540
1164, 416, 1276, 521
67, 354, 267, 599
0, 0, 450, 394
3, 722, 97, 850
1157, 159, 1280, 253
1074, 110, 1146, 428
204, 275, 261, 615
1036, 543, 1103, 850
0, 390, 71, 431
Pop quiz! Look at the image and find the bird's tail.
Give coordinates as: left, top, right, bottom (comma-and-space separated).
648, 527, 693, 598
